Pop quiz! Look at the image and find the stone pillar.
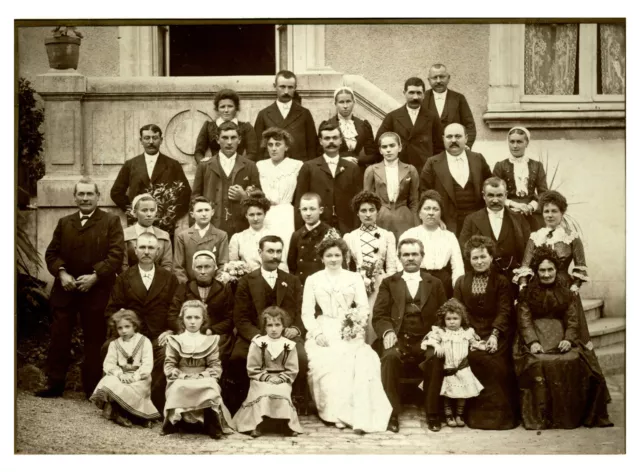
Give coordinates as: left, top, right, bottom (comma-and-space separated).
291, 25, 335, 74
487, 23, 523, 111
118, 26, 159, 77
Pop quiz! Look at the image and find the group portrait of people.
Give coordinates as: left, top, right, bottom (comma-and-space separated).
35, 65, 614, 441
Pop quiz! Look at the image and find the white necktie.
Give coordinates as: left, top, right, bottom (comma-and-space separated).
402, 273, 421, 298
264, 272, 277, 289
326, 159, 338, 177
489, 213, 503, 240
142, 273, 152, 290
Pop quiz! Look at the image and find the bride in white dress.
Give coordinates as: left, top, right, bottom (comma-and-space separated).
302, 237, 392, 433
256, 127, 303, 268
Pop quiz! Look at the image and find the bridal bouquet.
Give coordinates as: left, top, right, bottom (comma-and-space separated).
215, 261, 251, 285
341, 301, 367, 341
359, 259, 383, 296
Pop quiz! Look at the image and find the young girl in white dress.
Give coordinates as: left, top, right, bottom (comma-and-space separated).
233, 306, 303, 438
162, 300, 234, 438
303, 236, 392, 434
256, 127, 304, 265
422, 298, 484, 428
90, 309, 160, 427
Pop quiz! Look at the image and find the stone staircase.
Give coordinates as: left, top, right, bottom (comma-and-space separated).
584, 298, 625, 375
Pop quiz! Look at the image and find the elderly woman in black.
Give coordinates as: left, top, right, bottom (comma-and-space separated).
194, 88, 258, 163
453, 235, 519, 430
513, 246, 613, 429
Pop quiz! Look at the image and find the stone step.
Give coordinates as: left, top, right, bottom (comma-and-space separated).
589, 317, 626, 349
594, 343, 625, 376
583, 298, 604, 322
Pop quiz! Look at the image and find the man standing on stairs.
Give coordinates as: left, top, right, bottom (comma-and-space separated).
375, 77, 445, 171
254, 70, 318, 161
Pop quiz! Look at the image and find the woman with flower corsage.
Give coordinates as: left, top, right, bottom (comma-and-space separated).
398, 190, 464, 297
364, 131, 420, 241
233, 306, 303, 438
343, 190, 397, 344
302, 236, 392, 433
492, 126, 548, 231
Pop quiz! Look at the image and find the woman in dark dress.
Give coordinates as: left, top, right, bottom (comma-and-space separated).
194, 88, 258, 163
493, 126, 548, 231
325, 87, 378, 172
513, 246, 613, 429
454, 235, 519, 430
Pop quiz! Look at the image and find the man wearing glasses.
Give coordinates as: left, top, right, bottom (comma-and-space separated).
110, 124, 191, 228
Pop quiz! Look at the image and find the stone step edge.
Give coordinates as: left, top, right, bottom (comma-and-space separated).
588, 318, 626, 336
582, 298, 604, 311
594, 343, 625, 355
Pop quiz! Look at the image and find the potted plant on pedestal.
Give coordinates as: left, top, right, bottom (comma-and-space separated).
44, 26, 83, 70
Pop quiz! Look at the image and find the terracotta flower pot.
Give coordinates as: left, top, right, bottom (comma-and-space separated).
44, 36, 81, 70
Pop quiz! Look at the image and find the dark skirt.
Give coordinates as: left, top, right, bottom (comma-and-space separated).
425, 264, 453, 298
377, 204, 417, 243
465, 338, 519, 430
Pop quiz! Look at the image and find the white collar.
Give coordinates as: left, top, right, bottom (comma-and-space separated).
508, 155, 530, 165
139, 264, 155, 277
324, 154, 340, 163
384, 159, 399, 168
305, 221, 321, 231
219, 152, 237, 161
338, 114, 353, 122
433, 89, 448, 99
446, 150, 467, 161
196, 223, 210, 234
261, 267, 278, 279
277, 100, 292, 109
144, 152, 159, 160
249, 226, 265, 236
406, 105, 420, 115
78, 210, 96, 219
119, 332, 141, 345
177, 330, 207, 346
487, 208, 505, 218
252, 335, 295, 360
134, 223, 154, 236
215, 117, 239, 126
402, 271, 422, 281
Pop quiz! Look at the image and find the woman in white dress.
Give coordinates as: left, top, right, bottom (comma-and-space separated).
256, 127, 304, 265
302, 237, 392, 434
398, 190, 464, 297
229, 190, 287, 272
343, 190, 397, 344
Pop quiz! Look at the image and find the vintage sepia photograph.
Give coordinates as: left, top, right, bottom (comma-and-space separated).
14, 16, 626, 457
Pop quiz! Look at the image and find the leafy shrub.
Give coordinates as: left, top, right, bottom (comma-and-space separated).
18, 77, 45, 202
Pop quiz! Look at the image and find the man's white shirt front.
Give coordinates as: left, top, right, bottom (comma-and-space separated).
139, 264, 155, 290
402, 271, 422, 298
487, 208, 505, 240
446, 150, 470, 187
78, 210, 96, 227
324, 154, 339, 177
406, 105, 420, 126
219, 153, 237, 177
276, 100, 292, 119
144, 152, 159, 180
261, 268, 277, 289
433, 90, 448, 117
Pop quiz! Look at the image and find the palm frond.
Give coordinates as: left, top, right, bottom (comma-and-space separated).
16, 214, 42, 276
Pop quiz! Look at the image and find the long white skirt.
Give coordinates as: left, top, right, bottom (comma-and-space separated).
264, 203, 295, 270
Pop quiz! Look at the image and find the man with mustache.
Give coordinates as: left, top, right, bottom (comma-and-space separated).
375, 77, 445, 171
419, 123, 492, 237
425, 64, 477, 149
224, 235, 307, 414
293, 121, 363, 234
254, 70, 318, 161
459, 177, 531, 279
110, 124, 191, 230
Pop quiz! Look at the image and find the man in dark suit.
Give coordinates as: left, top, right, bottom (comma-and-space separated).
37, 178, 124, 398
110, 124, 191, 226
254, 70, 318, 161
425, 64, 477, 149
103, 232, 179, 412
293, 121, 363, 234
372, 238, 447, 433
375, 77, 444, 171
459, 177, 531, 278
225, 236, 307, 414
192, 121, 261, 239
419, 123, 492, 237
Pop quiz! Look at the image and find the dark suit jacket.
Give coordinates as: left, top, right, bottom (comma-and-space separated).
419, 151, 492, 235
425, 89, 477, 149
458, 208, 531, 270
167, 280, 235, 360
192, 153, 261, 233
372, 269, 447, 339
233, 269, 303, 352
364, 161, 420, 213
324, 115, 378, 168
293, 156, 363, 234
194, 120, 258, 164
254, 101, 318, 161
45, 208, 124, 308
104, 265, 179, 341
492, 159, 548, 205
110, 153, 192, 221
173, 225, 230, 284
375, 105, 444, 171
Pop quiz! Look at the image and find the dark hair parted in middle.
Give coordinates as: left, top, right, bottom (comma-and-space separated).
318, 120, 344, 139
259, 306, 293, 333
214, 88, 240, 111
260, 127, 295, 149
418, 190, 444, 216
530, 245, 560, 273
316, 236, 349, 260
351, 190, 382, 213
240, 189, 271, 215
404, 77, 426, 92
539, 190, 568, 214
259, 234, 284, 251
463, 235, 496, 262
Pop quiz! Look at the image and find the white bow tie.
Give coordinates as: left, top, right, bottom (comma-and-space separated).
402, 272, 421, 282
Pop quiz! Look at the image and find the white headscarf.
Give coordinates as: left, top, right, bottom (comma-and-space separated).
507, 126, 532, 196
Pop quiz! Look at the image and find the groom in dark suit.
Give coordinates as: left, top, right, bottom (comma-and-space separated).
225, 235, 306, 414
254, 70, 318, 161
293, 121, 363, 234
419, 123, 492, 237
37, 178, 124, 399
375, 77, 445, 171
103, 232, 179, 411
459, 177, 531, 277
372, 238, 447, 433
110, 124, 191, 225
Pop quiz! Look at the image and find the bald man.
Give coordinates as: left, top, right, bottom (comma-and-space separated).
419, 123, 491, 237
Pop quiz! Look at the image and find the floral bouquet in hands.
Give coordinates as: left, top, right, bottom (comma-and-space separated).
215, 260, 251, 286
125, 181, 186, 232
341, 301, 367, 341
358, 259, 383, 296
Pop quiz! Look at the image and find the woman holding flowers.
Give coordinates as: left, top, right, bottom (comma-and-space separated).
343, 190, 397, 344
302, 236, 392, 434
